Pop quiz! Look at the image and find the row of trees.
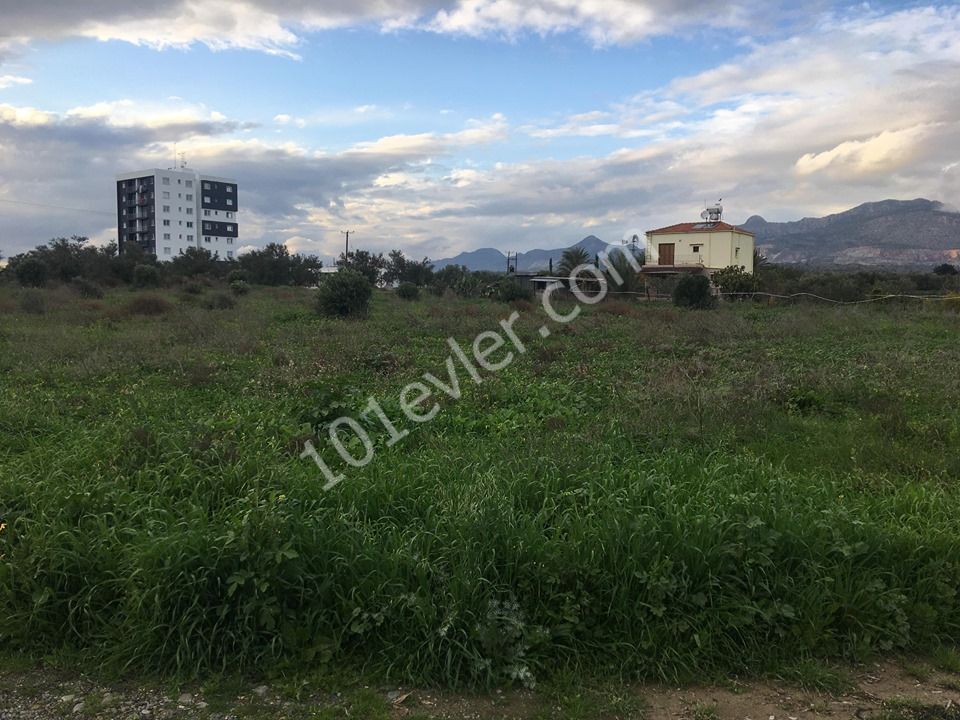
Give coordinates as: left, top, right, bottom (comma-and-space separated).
0, 237, 325, 289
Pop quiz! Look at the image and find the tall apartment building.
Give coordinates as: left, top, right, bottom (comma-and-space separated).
116, 168, 239, 261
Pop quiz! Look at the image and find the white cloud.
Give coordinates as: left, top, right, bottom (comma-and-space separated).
0, 0, 782, 57
0, 74, 31, 89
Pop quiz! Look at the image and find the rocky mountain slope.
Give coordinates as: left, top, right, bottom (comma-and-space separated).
743, 199, 960, 266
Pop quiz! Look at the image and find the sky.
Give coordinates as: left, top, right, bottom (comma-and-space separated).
0, 1, 958, 263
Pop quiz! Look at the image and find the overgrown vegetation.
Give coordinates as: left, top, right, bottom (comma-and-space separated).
1, 285, 959, 688
315, 269, 373, 317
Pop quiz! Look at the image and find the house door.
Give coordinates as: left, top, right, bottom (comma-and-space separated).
658, 243, 675, 265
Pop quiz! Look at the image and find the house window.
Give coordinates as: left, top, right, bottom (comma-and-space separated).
163, 247, 171, 255
735, 247, 741, 258
227, 251, 233, 258
692, 245, 702, 253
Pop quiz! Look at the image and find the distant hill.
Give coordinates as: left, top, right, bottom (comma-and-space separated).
744, 199, 960, 267
433, 235, 611, 272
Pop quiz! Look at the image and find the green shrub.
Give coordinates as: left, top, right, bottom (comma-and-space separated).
182, 282, 206, 296
203, 293, 236, 310
132, 264, 161, 289
712, 265, 757, 296
125, 294, 172, 316
496, 278, 533, 303
673, 274, 715, 309
72, 277, 104, 299
315, 269, 372, 318
227, 269, 250, 284
396, 282, 420, 301
230, 280, 250, 296
18, 290, 46, 314
15, 258, 48, 288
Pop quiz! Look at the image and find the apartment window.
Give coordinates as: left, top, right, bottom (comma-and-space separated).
225, 212, 233, 219
186, 194, 193, 201
226, 186, 234, 193
186, 208, 193, 215
121, 221, 127, 229
227, 251, 233, 258
163, 247, 171, 255
203, 210, 211, 217
162, 177, 170, 185
186, 221, 193, 228
226, 238, 234, 245
162, 205, 170, 212
163, 233, 171, 240
177, 178, 182, 184
203, 182, 211, 190
185, 180, 193, 188
186, 235, 193, 241
226, 199, 233, 207
203, 196, 211, 203
204, 237, 211, 243
226, 225, 234, 232
162, 220, 170, 227
162, 191, 170, 199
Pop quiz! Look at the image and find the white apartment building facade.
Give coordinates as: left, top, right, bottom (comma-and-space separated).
116, 168, 239, 261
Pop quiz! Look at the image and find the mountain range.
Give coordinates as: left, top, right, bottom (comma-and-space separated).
745, 199, 960, 266
432, 199, 960, 271
432, 235, 611, 272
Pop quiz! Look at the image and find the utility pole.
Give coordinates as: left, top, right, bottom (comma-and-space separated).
340, 230, 353, 259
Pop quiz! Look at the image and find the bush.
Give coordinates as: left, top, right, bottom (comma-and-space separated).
203, 293, 236, 310
18, 290, 46, 314
316, 270, 372, 318
673, 274, 715, 309
181, 282, 206, 296
72, 277, 104, 299
396, 282, 420, 301
126, 294, 172, 316
132, 264, 161, 289
496, 278, 533, 303
15, 258, 48, 288
230, 280, 250, 296
227, 269, 250, 284
712, 265, 757, 296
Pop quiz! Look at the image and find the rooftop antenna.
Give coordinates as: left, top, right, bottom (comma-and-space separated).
700, 198, 724, 223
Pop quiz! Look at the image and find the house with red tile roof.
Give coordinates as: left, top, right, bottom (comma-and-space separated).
644, 216, 755, 274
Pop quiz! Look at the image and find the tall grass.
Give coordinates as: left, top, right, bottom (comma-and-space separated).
1, 287, 959, 685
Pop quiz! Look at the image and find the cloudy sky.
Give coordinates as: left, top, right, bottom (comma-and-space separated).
0, 1, 958, 262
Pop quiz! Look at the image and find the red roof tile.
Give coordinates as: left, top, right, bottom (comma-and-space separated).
646, 221, 755, 236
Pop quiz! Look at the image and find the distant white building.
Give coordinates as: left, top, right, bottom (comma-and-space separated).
116, 168, 239, 261
644, 204, 755, 274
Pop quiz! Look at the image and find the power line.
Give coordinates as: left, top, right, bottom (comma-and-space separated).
0, 197, 115, 217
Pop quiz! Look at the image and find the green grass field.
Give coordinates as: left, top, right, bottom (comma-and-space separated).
2, 284, 960, 687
